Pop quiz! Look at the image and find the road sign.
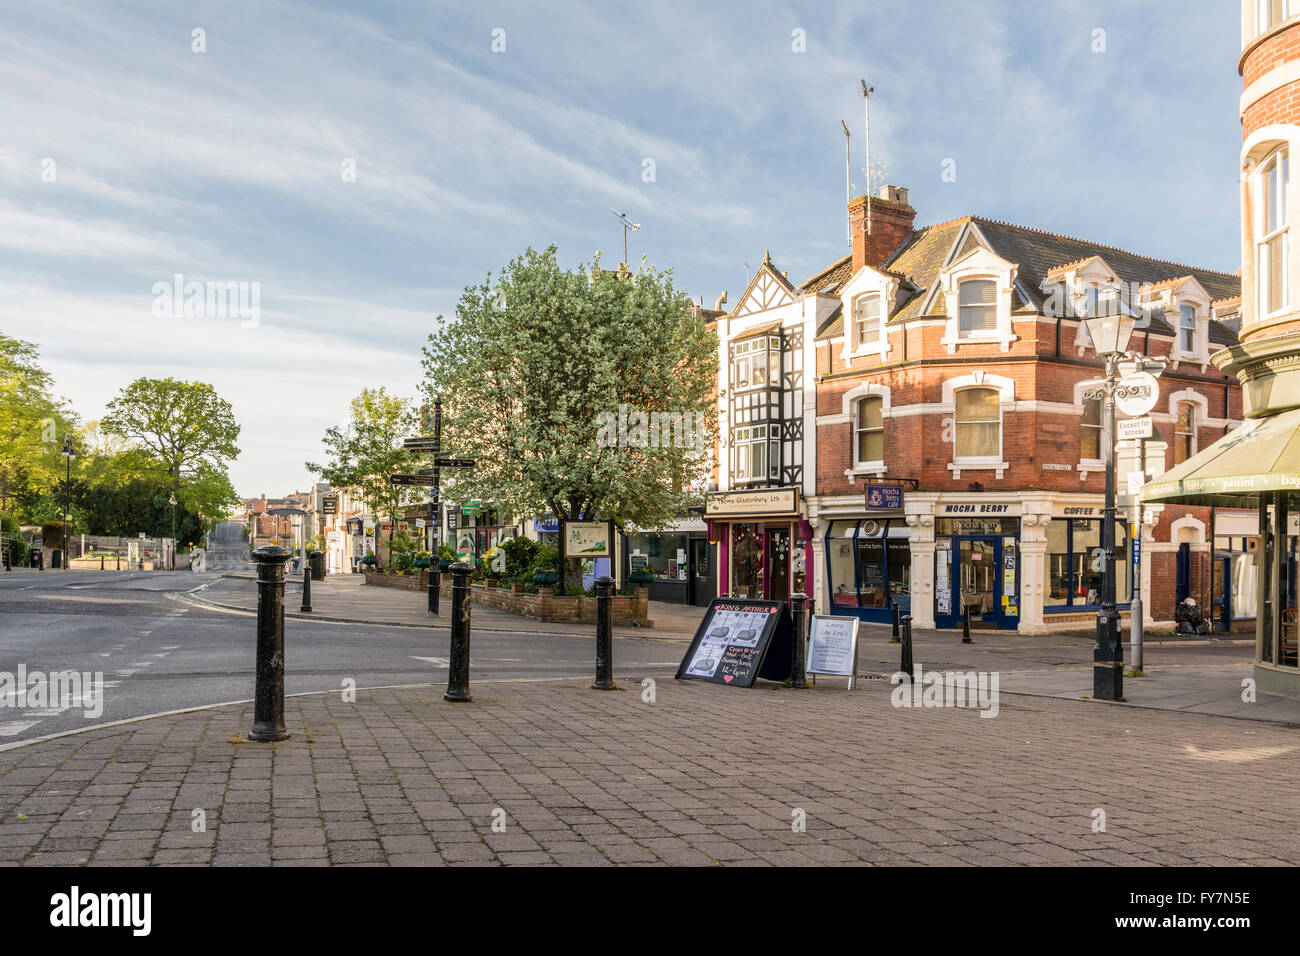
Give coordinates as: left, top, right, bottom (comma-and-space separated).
433, 457, 476, 469
1115, 372, 1159, 417
1117, 417, 1153, 441
402, 438, 439, 452
389, 474, 436, 487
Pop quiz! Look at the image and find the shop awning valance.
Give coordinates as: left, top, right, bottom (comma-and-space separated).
1142, 405, 1300, 508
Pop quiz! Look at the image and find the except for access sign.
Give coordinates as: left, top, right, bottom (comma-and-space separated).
1117, 416, 1153, 441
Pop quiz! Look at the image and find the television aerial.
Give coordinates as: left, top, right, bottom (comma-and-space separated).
610, 210, 640, 267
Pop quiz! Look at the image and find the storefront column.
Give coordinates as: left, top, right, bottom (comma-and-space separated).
1018, 513, 1050, 631
808, 514, 827, 616
1140, 510, 1160, 628
905, 511, 936, 630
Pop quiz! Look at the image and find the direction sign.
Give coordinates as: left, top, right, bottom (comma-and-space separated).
402, 438, 439, 452
1117, 416, 1153, 441
389, 474, 436, 487
1115, 372, 1159, 417
433, 458, 476, 469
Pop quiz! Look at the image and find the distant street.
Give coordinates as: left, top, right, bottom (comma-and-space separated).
0, 522, 685, 744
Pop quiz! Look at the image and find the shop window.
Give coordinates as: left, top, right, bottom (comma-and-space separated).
1080, 398, 1102, 461
627, 532, 687, 582
827, 523, 857, 607
1258, 147, 1289, 318
733, 336, 781, 392
958, 279, 997, 334
1175, 402, 1195, 464
731, 523, 762, 598
853, 294, 882, 348
825, 521, 910, 611
1043, 518, 1131, 609
854, 396, 884, 465
955, 387, 1001, 459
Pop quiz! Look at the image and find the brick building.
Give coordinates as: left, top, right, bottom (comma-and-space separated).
1145, 2, 1300, 695
710, 185, 1248, 634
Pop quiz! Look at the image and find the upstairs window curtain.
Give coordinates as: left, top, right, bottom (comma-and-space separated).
958, 279, 997, 333
955, 387, 1000, 458
854, 396, 883, 464
853, 294, 882, 347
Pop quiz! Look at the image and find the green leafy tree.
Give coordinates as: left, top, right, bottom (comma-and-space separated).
0, 333, 77, 518
305, 387, 419, 568
420, 245, 716, 589
101, 378, 241, 529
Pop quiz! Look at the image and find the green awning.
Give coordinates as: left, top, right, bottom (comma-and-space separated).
1141, 405, 1300, 508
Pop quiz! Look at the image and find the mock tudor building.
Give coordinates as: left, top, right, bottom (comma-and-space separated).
711, 185, 1249, 634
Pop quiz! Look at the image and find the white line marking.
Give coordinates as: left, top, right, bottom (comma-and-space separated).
410, 656, 450, 666
0, 721, 39, 736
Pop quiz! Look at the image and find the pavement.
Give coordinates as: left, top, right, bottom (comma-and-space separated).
186, 570, 710, 640
1, 673, 1298, 866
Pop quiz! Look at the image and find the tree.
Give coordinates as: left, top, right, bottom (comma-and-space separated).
305, 387, 419, 568
101, 378, 241, 526
0, 332, 77, 518
420, 245, 717, 588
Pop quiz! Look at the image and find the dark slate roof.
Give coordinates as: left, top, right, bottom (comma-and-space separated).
815, 304, 844, 340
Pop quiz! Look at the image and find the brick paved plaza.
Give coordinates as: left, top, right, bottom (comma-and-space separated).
1, 675, 1295, 867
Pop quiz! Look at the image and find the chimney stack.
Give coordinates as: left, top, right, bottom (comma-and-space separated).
849, 185, 916, 273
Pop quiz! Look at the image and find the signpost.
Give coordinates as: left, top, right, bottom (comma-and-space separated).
397, 395, 475, 615
676, 598, 793, 687
806, 614, 861, 689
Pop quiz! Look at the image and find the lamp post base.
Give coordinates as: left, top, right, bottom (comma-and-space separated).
1093, 609, 1125, 701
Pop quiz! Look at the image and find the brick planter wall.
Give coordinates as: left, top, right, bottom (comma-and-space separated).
363, 569, 429, 591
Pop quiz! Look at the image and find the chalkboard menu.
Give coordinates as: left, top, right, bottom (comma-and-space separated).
676, 598, 792, 687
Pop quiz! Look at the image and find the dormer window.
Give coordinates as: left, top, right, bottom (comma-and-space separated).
853, 294, 882, 348
958, 280, 997, 335
733, 336, 780, 392
1259, 147, 1289, 318
1178, 303, 1197, 353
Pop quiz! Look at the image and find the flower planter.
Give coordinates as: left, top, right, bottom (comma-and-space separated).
532, 571, 559, 586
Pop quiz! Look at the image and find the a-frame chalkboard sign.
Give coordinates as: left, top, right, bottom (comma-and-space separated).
675, 597, 793, 687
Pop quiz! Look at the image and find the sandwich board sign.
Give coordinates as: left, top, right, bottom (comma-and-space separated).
676, 598, 792, 687
806, 614, 861, 689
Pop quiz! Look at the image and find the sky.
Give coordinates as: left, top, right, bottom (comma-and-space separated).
1, 0, 1243, 497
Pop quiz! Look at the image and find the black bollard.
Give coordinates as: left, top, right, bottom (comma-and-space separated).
429, 563, 440, 615
789, 593, 809, 688
900, 614, 914, 681
249, 546, 291, 742
962, 604, 973, 643
301, 558, 312, 613
100, 555, 105, 570
592, 575, 615, 690
891, 602, 900, 642
444, 562, 473, 702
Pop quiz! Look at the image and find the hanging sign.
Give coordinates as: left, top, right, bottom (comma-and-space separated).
865, 485, 903, 510
676, 599, 792, 687
806, 615, 860, 689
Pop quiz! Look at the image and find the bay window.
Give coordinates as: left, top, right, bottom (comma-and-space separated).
733, 336, 781, 391
1259, 0, 1300, 33
733, 424, 771, 482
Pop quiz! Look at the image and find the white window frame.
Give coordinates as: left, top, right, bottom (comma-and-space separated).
852, 293, 883, 350
853, 396, 884, 469
1258, 0, 1300, 35
1174, 401, 1197, 465
733, 424, 774, 483
1080, 396, 1103, 465
937, 248, 1019, 353
1258, 146, 1290, 320
943, 373, 1013, 479
732, 336, 781, 393
1177, 302, 1197, 355
957, 278, 999, 338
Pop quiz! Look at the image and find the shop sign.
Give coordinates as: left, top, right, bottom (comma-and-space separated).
1052, 503, 1104, 519
938, 501, 1021, 516
676, 598, 792, 687
706, 487, 800, 517
564, 520, 611, 557
534, 515, 560, 533
865, 485, 903, 510
807, 616, 860, 688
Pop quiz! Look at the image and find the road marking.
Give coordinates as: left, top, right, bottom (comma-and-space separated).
160, 645, 180, 650
115, 670, 136, 677
0, 721, 39, 737
24, 708, 69, 717
129, 662, 152, 667
410, 656, 450, 666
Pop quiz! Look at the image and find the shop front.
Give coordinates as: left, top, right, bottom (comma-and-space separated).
824, 518, 911, 623
1041, 503, 1132, 618
622, 519, 710, 605
706, 488, 812, 606
931, 501, 1021, 630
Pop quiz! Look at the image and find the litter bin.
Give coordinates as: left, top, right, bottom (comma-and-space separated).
310, 550, 325, 581
51, 549, 63, 569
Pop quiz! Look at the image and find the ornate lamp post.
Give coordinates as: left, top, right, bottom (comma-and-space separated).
60, 437, 74, 571
1080, 308, 1139, 702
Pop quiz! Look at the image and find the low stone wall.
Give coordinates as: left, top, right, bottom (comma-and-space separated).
362, 571, 651, 626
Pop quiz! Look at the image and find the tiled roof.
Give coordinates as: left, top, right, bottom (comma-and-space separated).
800, 254, 852, 295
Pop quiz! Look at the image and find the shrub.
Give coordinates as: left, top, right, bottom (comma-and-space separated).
500, 536, 539, 583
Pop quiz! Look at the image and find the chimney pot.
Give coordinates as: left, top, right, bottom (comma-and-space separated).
849, 185, 916, 273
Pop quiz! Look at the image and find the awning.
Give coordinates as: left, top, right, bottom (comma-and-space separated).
1142, 405, 1300, 508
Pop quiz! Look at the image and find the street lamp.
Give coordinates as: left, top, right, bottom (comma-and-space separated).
1080, 307, 1138, 702
169, 492, 178, 571
60, 437, 74, 571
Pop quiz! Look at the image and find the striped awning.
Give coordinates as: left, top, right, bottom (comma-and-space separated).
1141, 405, 1300, 508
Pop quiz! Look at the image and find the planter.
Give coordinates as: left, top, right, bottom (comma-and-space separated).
532, 571, 559, 586
438, 559, 452, 571
628, 571, 657, 585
